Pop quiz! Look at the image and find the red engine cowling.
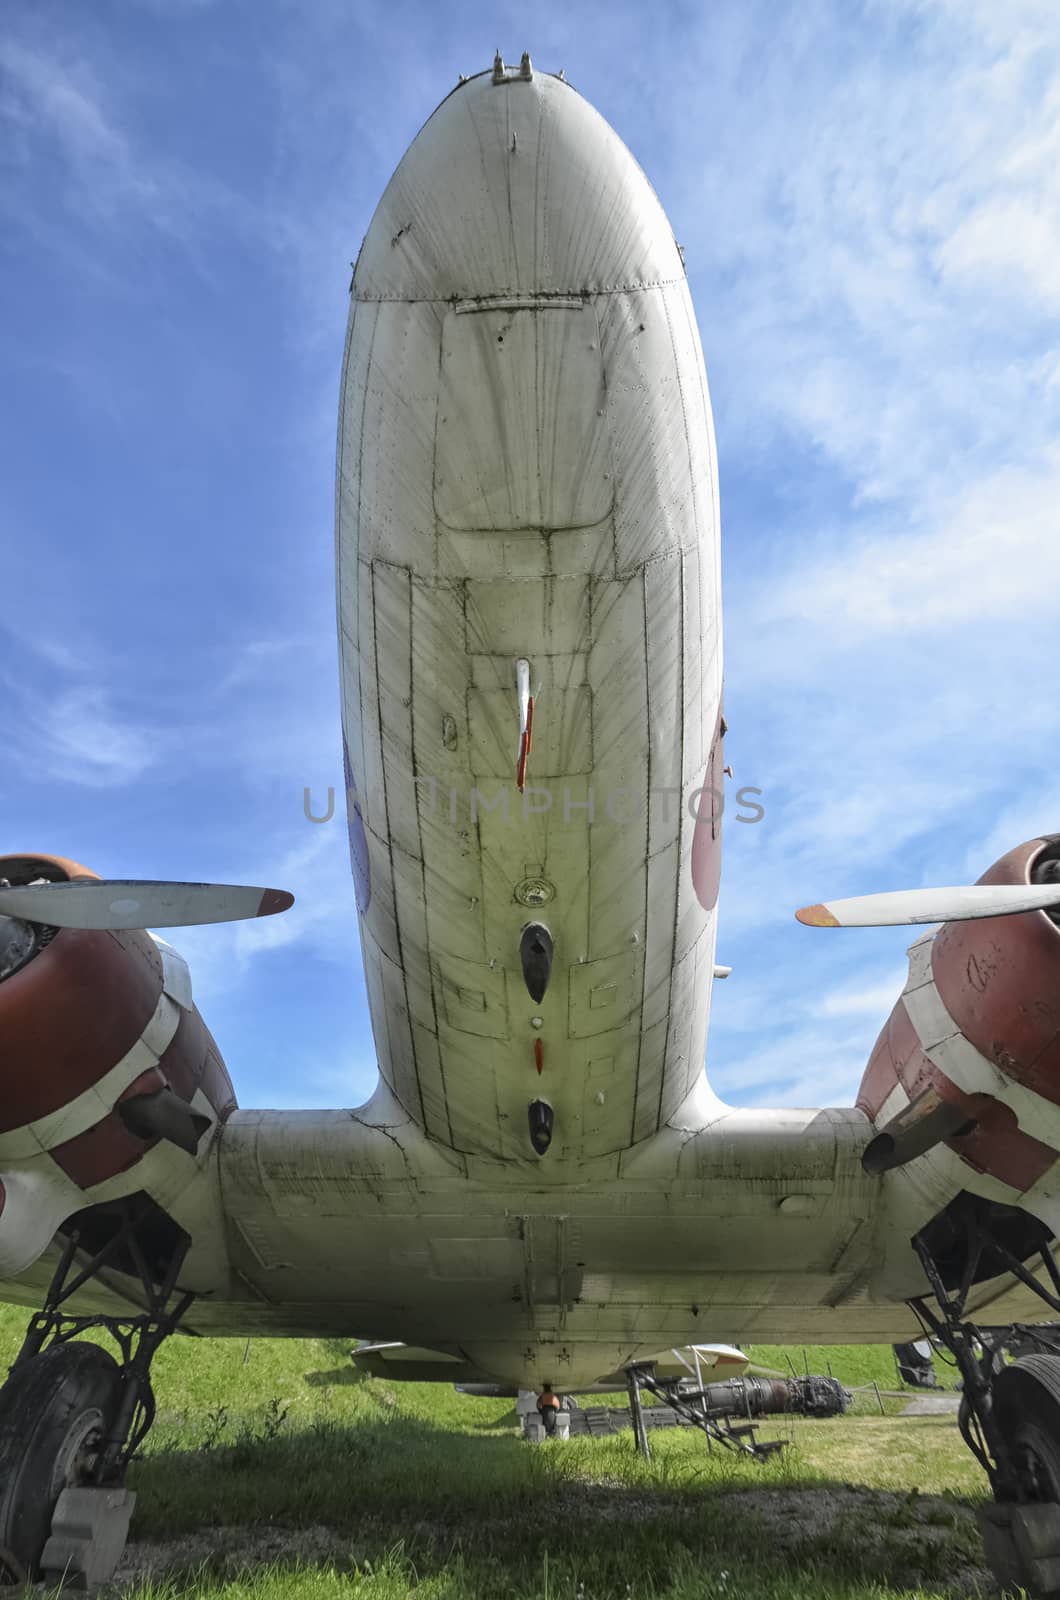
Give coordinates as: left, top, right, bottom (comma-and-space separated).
0, 852, 236, 1219
857, 835, 1060, 1192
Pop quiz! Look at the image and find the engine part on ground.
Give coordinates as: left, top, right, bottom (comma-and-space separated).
894, 1339, 939, 1389
687, 1373, 850, 1421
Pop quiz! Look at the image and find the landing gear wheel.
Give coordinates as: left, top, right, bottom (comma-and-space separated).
994, 1355, 1060, 1503
0, 1342, 121, 1580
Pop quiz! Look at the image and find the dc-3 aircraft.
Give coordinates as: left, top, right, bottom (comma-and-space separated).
5, 51, 1060, 1594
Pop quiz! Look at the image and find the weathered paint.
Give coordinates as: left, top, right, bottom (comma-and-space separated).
337, 68, 722, 1164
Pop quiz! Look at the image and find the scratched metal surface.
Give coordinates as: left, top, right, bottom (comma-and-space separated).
337, 67, 722, 1166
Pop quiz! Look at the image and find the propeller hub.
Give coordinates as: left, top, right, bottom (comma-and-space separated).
0, 913, 47, 984
0, 865, 64, 981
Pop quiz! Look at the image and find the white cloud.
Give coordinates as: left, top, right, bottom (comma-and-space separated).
711, 1023, 876, 1110
657, 1, 1060, 503
232, 826, 354, 967
749, 448, 1060, 644
959, 783, 1060, 880
164, 816, 358, 1005
0, 32, 265, 267
939, 200, 1060, 309
42, 686, 158, 787
0, 40, 126, 162
251, 1055, 380, 1111
818, 975, 907, 1018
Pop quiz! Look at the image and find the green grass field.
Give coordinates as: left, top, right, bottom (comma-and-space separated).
0, 1305, 998, 1599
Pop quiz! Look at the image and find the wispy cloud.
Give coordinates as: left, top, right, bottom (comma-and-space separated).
0, 38, 166, 232
0, 31, 267, 272
0, 40, 126, 161
753, 451, 1060, 641
40, 686, 158, 788
700, 0, 1060, 1102
0, 642, 160, 790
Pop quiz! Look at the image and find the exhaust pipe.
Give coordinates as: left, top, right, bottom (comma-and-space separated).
862, 1085, 976, 1174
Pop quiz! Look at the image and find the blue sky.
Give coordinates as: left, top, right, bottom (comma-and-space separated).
3, 0, 1058, 1112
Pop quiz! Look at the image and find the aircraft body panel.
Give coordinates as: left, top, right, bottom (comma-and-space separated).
337, 69, 723, 1162
3, 1089, 1059, 1386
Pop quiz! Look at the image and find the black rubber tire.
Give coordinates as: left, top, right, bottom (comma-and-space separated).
993, 1354, 1060, 1502
0, 1342, 121, 1580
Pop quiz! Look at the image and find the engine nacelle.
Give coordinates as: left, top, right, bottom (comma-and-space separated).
0, 853, 236, 1278
857, 836, 1060, 1199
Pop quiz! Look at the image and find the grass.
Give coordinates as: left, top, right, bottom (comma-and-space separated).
0, 1305, 997, 1599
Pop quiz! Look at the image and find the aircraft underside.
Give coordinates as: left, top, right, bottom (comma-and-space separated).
3, 1095, 1060, 1389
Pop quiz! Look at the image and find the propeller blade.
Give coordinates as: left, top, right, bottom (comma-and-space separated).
0, 880, 294, 931
796, 883, 1060, 929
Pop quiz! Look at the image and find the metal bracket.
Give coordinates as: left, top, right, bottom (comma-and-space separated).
12, 1202, 195, 1480
910, 1202, 1060, 1502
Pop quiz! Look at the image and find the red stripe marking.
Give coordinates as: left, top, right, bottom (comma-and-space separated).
516, 698, 535, 792
945, 1092, 1057, 1189
157, 1006, 238, 1120
856, 1000, 936, 1119
932, 839, 1060, 1106
49, 1067, 165, 1189
856, 994, 1057, 1190
257, 888, 294, 917
534, 1038, 544, 1074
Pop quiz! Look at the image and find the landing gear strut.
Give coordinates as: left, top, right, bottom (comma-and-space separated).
911, 1194, 1060, 1598
0, 1197, 193, 1586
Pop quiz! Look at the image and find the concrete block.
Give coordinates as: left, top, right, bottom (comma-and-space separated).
978, 1502, 1060, 1599
524, 1415, 545, 1443
977, 1504, 1024, 1593
1011, 1503, 1060, 1562
40, 1486, 136, 1589
516, 1390, 539, 1417
1012, 1505, 1060, 1598
553, 1411, 571, 1440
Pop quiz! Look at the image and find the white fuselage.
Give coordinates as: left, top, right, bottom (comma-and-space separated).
336, 67, 723, 1166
